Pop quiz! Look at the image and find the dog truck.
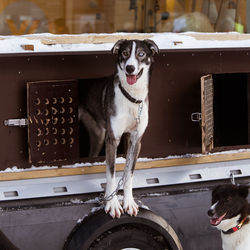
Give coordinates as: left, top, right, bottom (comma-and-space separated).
0, 33, 250, 250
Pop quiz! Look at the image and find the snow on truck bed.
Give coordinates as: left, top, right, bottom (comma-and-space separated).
1, 32, 250, 53
2, 148, 250, 173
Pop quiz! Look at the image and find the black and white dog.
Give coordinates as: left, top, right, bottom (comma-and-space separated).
207, 184, 250, 250
79, 39, 159, 218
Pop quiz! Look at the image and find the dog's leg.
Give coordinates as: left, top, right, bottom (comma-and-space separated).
123, 132, 141, 216
79, 107, 105, 157
104, 136, 123, 218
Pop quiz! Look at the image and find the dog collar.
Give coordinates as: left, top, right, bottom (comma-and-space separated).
118, 83, 143, 104
222, 216, 248, 234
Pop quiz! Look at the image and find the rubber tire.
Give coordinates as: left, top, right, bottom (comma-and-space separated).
89, 224, 170, 250
64, 208, 182, 250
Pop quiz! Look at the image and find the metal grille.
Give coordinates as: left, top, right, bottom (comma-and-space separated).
201, 74, 214, 154
27, 80, 79, 164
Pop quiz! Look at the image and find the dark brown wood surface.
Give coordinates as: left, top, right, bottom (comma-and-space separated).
1, 48, 250, 171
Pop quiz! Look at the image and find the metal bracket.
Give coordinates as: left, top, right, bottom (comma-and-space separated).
191, 112, 201, 122
230, 172, 236, 185
4, 118, 28, 127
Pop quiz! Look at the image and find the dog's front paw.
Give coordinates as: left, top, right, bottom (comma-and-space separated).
123, 196, 139, 216
105, 196, 123, 218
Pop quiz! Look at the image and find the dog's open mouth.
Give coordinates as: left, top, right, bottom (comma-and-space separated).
126, 68, 143, 85
210, 213, 227, 226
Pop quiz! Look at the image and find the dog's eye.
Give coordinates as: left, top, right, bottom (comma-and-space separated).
122, 51, 129, 57
138, 51, 145, 57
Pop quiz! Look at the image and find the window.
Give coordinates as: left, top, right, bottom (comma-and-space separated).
0, 0, 248, 35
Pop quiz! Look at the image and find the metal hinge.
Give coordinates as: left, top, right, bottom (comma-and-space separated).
191, 112, 201, 122
4, 118, 28, 127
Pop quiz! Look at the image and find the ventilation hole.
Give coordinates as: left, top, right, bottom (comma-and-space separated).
44, 139, 49, 146
61, 128, 66, 135
35, 109, 41, 115
44, 109, 49, 116
68, 107, 73, 114
189, 174, 202, 180
146, 178, 159, 184
230, 169, 242, 175
51, 107, 58, 115
36, 140, 41, 147
69, 137, 74, 144
68, 97, 73, 103
45, 128, 49, 135
52, 127, 57, 135
60, 97, 65, 104
69, 127, 73, 135
60, 107, 65, 114
35, 98, 40, 105
61, 117, 65, 124
68, 117, 74, 124
36, 129, 42, 136
61, 138, 66, 145
44, 119, 50, 126
4, 191, 18, 198
52, 97, 57, 104
53, 187, 68, 193
45, 98, 49, 105
52, 118, 58, 125
53, 139, 58, 145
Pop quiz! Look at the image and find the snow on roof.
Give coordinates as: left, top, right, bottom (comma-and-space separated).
1, 32, 250, 54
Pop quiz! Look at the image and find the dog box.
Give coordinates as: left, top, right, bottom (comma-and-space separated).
2, 34, 250, 175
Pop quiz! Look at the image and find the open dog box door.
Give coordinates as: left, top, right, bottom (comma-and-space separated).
27, 80, 79, 164
201, 74, 214, 154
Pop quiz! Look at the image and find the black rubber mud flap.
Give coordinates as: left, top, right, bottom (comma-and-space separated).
64, 207, 182, 250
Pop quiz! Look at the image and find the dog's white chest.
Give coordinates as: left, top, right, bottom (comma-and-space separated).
221, 223, 250, 250
111, 85, 148, 138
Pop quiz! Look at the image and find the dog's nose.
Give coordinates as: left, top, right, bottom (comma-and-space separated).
126, 65, 135, 74
207, 209, 215, 217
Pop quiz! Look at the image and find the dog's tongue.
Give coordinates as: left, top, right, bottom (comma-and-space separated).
126, 75, 137, 85
210, 214, 226, 226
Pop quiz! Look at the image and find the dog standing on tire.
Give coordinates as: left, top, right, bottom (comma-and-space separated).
79, 39, 159, 218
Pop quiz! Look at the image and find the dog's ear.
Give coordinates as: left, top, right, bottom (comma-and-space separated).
144, 39, 159, 55
238, 185, 249, 199
111, 39, 127, 54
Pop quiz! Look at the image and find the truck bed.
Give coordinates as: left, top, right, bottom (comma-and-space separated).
0, 176, 249, 250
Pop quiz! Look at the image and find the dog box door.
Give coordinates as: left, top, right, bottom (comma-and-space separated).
201, 74, 214, 154
27, 79, 79, 164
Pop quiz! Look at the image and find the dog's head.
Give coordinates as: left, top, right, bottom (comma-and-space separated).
111, 39, 159, 86
207, 184, 249, 230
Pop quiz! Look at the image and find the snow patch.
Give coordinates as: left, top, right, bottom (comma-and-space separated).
84, 197, 100, 204
91, 206, 103, 213
70, 198, 84, 204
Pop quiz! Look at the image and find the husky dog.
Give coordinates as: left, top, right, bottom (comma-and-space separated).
79, 39, 159, 218
208, 184, 250, 250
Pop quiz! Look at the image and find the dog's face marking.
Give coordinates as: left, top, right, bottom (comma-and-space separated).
112, 39, 159, 86
208, 184, 249, 229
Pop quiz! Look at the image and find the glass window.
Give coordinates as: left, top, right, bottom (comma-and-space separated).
0, 0, 247, 35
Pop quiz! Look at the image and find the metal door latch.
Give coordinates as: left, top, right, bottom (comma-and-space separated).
4, 118, 28, 127
191, 112, 201, 122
